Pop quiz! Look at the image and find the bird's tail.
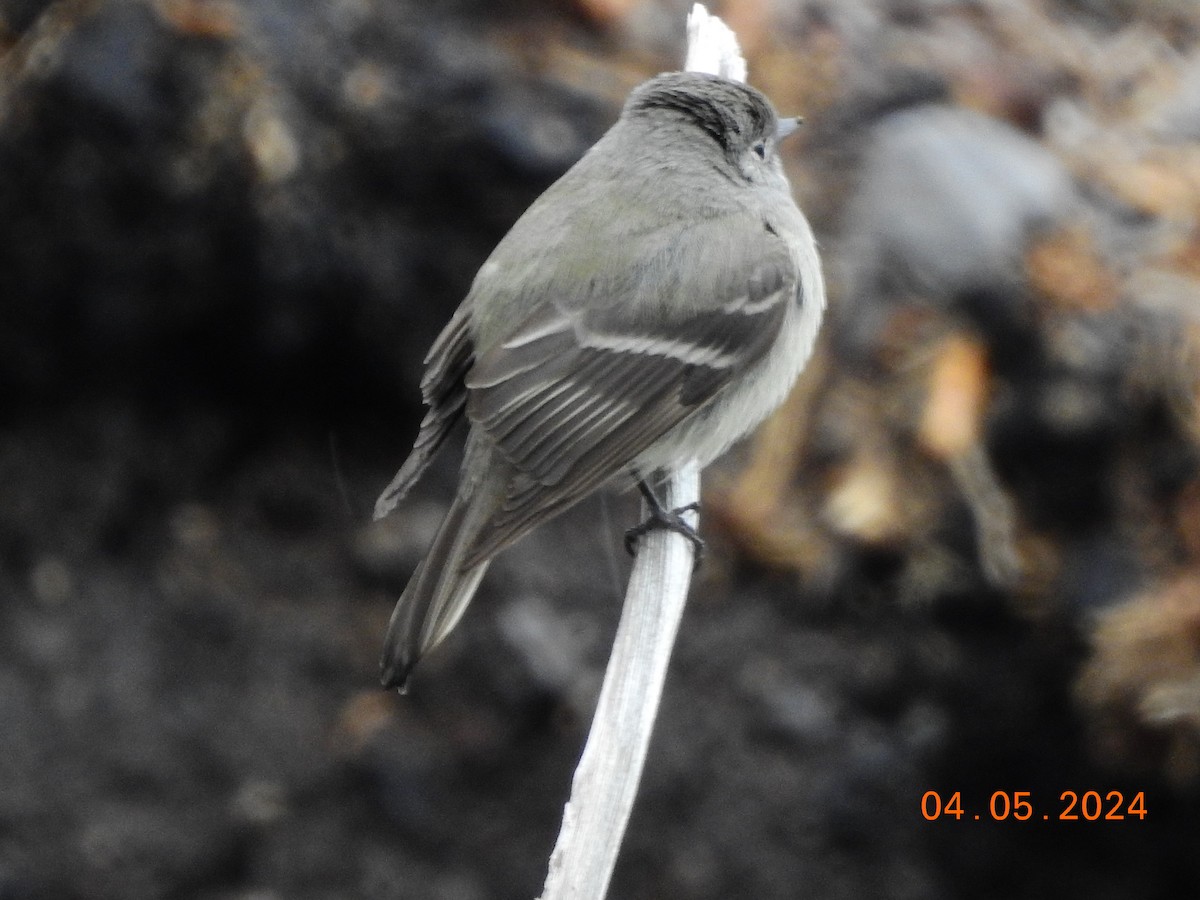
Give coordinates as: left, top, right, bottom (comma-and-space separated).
380, 493, 491, 691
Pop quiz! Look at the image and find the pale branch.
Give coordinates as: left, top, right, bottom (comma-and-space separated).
536, 6, 746, 900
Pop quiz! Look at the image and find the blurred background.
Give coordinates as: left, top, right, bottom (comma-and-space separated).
3, 0, 1200, 897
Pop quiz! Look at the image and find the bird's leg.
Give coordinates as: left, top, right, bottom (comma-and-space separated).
624, 476, 704, 563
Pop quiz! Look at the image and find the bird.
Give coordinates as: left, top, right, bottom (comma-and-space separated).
373, 71, 825, 690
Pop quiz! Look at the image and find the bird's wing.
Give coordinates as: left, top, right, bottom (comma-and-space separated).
462, 217, 798, 565
374, 301, 475, 520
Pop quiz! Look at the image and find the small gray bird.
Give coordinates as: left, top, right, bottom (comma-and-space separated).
374, 71, 825, 690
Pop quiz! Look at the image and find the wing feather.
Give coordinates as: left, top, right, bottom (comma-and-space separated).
459, 225, 796, 564
374, 303, 475, 520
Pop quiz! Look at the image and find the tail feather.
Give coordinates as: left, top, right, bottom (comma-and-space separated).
380, 494, 491, 690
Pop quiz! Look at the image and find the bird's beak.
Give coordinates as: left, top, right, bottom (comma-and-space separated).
776, 116, 804, 142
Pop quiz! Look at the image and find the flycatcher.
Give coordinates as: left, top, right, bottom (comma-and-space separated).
374, 71, 825, 690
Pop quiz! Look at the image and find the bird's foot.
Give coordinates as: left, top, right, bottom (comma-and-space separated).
623, 480, 704, 565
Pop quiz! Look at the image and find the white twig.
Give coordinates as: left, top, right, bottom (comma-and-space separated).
684, 3, 747, 82
538, 462, 699, 900
537, 7, 745, 900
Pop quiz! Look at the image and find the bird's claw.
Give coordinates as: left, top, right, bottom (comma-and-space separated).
624, 496, 704, 567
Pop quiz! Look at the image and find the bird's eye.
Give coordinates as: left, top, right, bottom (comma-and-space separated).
752, 141, 767, 160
